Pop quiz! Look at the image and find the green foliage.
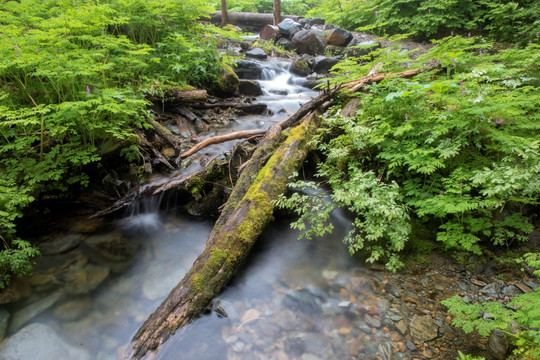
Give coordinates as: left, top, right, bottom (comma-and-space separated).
0, 0, 227, 288
278, 37, 540, 269
307, 0, 540, 43
456, 351, 485, 360
209, 0, 319, 16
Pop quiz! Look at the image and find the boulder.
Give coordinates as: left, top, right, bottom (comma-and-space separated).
289, 58, 311, 77
63, 264, 110, 294
291, 29, 326, 56
245, 47, 267, 60
312, 56, 340, 74
487, 330, 508, 360
217, 64, 239, 95
8, 291, 62, 332
238, 80, 263, 96
260, 25, 280, 41
278, 18, 303, 37
0, 323, 91, 360
85, 231, 131, 262
38, 233, 82, 255
233, 60, 264, 80
325, 27, 353, 47
276, 38, 292, 50
298, 18, 325, 27
410, 315, 439, 342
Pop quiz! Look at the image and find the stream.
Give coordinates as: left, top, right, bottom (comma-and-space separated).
0, 57, 394, 360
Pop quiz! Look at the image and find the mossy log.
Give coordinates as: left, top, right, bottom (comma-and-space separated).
206, 11, 301, 28
124, 113, 321, 359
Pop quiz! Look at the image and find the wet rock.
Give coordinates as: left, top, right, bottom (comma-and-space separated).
85, 231, 131, 262
260, 24, 280, 41
378, 342, 398, 360
325, 27, 353, 47
291, 29, 326, 56
396, 319, 408, 335
290, 58, 311, 77
524, 281, 538, 290
245, 48, 267, 60
53, 298, 92, 321
38, 233, 82, 255
64, 264, 110, 294
276, 38, 292, 50
365, 314, 382, 328
487, 330, 507, 360
274, 309, 298, 331
298, 18, 325, 27
283, 288, 323, 315
8, 291, 62, 332
278, 18, 303, 37
406, 339, 417, 351
70, 218, 105, 233
312, 56, 340, 74
410, 315, 439, 342
269, 89, 288, 96
384, 283, 402, 298
233, 60, 264, 80
0, 308, 9, 341
102, 172, 130, 196
284, 335, 305, 357
238, 80, 263, 96
0, 323, 91, 360
218, 64, 239, 95
0, 284, 24, 305
301, 354, 322, 360
28, 273, 57, 287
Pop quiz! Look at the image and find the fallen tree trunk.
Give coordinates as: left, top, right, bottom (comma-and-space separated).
124, 112, 321, 359
191, 102, 268, 114
205, 11, 301, 28
146, 89, 208, 104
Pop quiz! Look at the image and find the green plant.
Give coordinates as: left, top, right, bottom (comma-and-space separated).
456, 351, 485, 360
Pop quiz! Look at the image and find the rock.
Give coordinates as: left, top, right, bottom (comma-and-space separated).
282, 288, 323, 315
218, 64, 239, 95
326, 45, 345, 55
406, 340, 416, 351
291, 29, 327, 56
8, 291, 62, 332
276, 38, 292, 50
290, 58, 311, 77
0, 323, 91, 360
245, 47, 267, 60
301, 354, 322, 360
384, 283, 402, 298
479, 282, 501, 297
233, 60, 264, 80
238, 80, 263, 96
53, 298, 92, 321
501, 285, 520, 297
85, 231, 132, 262
516, 282, 533, 293
365, 314, 382, 328
298, 18, 325, 27
161, 147, 175, 158
64, 264, 110, 294
274, 309, 297, 331
38, 233, 82, 255
28, 273, 57, 287
70, 218, 105, 233
346, 39, 381, 57
524, 281, 538, 290
396, 319, 408, 335
410, 315, 439, 342
487, 330, 507, 360
325, 27, 353, 47
102, 172, 130, 196
378, 342, 398, 360
0, 308, 9, 341
260, 24, 280, 41
269, 89, 288, 96
284, 336, 305, 356
0, 284, 23, 305
278, 18, 303, 37
312, 56, 340, 74
356, 320, 372, 333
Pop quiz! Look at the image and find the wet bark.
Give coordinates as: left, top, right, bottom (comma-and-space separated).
206, 12, 301, 28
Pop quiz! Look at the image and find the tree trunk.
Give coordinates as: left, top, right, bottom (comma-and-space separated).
123, 112, 320, 359
273, 0, 281, 25
206, 12, 301, 28
221, 0, 227, 25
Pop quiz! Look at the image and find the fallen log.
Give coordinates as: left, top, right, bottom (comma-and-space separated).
206, 11, 301, 28
146, 118, 180, 148
146, 89, 208, 104
124, 112, 320, 359
178, 129, 266, 160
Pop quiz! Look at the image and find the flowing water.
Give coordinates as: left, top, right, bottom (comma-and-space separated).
0, 57, 391, 360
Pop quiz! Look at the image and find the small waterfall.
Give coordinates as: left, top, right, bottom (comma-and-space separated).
117, 192, 170, 232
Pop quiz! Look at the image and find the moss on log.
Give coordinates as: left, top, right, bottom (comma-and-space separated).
125, 113, 321, 359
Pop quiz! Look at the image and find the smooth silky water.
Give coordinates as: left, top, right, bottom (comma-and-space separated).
0, 57, 383, 360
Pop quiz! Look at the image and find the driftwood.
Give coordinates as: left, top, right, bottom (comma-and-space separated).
173, 106, 197, 122
178, 129, 266, 160
206, 11, 301, 28
146, 118, 180, 148
124, 111, 321, 360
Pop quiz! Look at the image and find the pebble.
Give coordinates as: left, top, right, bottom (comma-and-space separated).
384, 283, 402, 298
365, 314, 382, 328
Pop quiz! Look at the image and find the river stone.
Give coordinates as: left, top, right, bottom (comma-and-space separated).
301, 354, 322, 360
298, 18, 325, 27
238, 80, 263, 96
38, 233, 82, 255
410, 315, 439, 342
292, 29, 326, 55
218, 64, 239, 95
233, 60, 264, 80
53, 298, 92, 321
0, 308, 9, 340
276, 38, 292, 50
85, 231, 130, 262
396, 319, 408, 335
384, 283, 402, 298
282, 288, 322, 315
312, 56, 340, 74
70, 217, 105, 233
487, 330, 507, 360
278, 18, 303, 37
290, 58, 311, 77
64, 264, 110, 294
0, 323, 91, 360
325, 27, 353, 47
260, 24, 280, 41
284, 336, 305, 356
480, 282, 501, 297
274, 309, 297, 331
245, 47, 267, 60
365, 314, 381, 328
501, 285, 520, 297
8, 291, 62, 332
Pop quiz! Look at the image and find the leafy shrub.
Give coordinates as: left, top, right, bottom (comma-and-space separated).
277, 37, 540, 269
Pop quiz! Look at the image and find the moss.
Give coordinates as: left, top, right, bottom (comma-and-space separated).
217, 64, 239, 95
